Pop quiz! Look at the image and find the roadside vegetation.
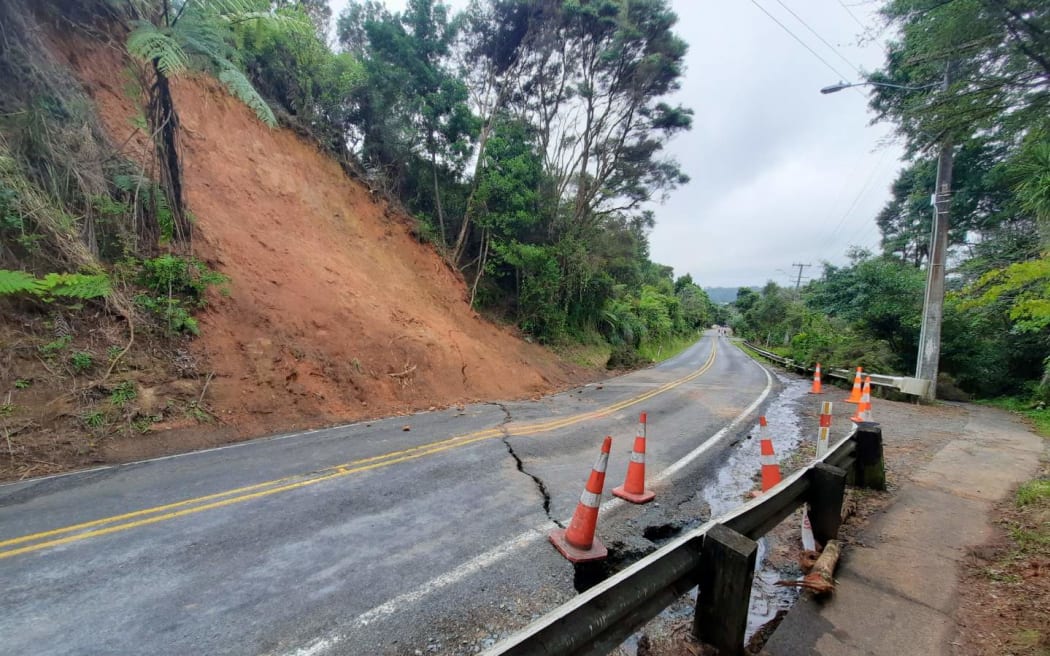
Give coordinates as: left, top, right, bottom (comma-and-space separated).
960, 460, 1050, 655
727, 0, 1049, 410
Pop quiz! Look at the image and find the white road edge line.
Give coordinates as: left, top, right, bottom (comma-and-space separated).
283, 346, 774, 656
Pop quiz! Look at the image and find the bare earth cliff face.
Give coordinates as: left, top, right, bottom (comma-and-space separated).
41, 39, 588, 454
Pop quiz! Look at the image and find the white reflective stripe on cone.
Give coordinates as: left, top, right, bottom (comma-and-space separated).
760, 454, 778, 466
629, 452, 645, 464
593, 452, 609, 473
579, 490, 601, 508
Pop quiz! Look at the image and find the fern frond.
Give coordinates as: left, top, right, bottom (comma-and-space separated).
193, 0, 257, 15
0, 269, 37, 296
218, 65, 277, 127
174, 11, 236, 63
128, 21, 189, 77
113, 173, 150, 193
36, 273, 112, 300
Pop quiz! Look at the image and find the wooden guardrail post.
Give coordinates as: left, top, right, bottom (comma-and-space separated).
694, 523, 757, 655
807, 463, 847, 545
853, 422, 886, 490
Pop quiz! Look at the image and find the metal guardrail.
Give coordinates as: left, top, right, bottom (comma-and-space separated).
483, 424, 886, 656
741, 342, 931, 397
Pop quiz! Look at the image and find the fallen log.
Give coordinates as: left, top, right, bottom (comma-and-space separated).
798, 549, 820, 573
840, 489, 857, 523
778, 539, 841, 595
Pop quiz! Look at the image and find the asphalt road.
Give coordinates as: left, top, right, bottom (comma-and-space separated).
0, 333, 776, 655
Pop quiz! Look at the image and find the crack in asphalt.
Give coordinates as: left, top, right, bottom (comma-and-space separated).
488, 402, 563, 529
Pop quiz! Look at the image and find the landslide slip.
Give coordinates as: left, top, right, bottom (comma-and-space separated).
63, 43, 587, 438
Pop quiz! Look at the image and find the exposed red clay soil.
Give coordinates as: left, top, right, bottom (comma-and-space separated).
1, 36, 595, 478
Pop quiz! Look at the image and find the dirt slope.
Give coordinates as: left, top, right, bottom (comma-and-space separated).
58, 41, 589, 440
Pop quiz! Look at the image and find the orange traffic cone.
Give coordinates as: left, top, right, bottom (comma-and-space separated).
851, 377, 873, 423
759, 416, 781, 492
845, 367, 864, 403
550, 436, 612, 563
613, 412, 655, 504
810, 363, 823, 394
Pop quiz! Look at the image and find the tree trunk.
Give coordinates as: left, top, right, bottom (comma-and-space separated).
778, 539, 841, 595
431, 150, 446, 246
151, 62, 191, 246
469, 228, 489, 307
452, 119, 494, 264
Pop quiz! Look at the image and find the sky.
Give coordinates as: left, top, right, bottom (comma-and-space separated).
327, 0, 904, 289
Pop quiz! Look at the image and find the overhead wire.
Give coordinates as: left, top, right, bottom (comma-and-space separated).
748, 0, 894, 263
747, 0, 852, 82
771, 0, 862, 76
836, 154, 897, 253
835, 0, 869, 31
823, 147, 893, 248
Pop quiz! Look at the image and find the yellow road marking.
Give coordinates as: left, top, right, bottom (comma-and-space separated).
0, 339, 718, 559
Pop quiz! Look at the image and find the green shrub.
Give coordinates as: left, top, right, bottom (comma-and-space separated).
138, 254, 228, 306
134, 294, 200, 335
82, 409, 106, 428
69, 351, 93, 373
109, 381, 137, 407
606, 344, 650, 370
39, 334, 72, 357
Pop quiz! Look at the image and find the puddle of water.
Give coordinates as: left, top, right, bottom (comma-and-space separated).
618, 373, 812, 655
700, 372, 810, 640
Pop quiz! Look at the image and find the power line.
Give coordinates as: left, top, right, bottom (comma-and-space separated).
840, 191, 888, 252
748, 0, 852, 82
835, 0, 868, 31
771, 0, 862, 75
822, 147, 892, 248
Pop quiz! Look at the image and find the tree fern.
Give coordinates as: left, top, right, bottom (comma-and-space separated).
36, 273, 112, 300
218, 64, 276, 126
0, 269, 37, 296
127, 21, 188, 77
0, 270, 110, 300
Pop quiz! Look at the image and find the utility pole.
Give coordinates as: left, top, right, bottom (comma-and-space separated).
791, 262, 812, 291
915, 62, 954, 401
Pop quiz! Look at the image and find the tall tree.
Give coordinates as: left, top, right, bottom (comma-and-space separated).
338, 0, 476, 241
451, 0, 542, 263
511, 0, 692, 236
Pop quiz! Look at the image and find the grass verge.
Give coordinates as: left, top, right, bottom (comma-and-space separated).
957, 396, 1049, 655
981, 397, 1050, 438
552, 341, 611, 369
638, 334, 701, 363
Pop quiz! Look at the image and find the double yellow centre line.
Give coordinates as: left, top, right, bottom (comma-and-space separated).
0, 339, 718, 560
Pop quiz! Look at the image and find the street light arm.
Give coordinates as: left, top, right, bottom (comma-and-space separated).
820, 80, 940, 94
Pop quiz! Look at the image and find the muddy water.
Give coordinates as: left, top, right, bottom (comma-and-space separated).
617, 372, 811, 655
705, 373, 810, 638
702, 371, 810, 639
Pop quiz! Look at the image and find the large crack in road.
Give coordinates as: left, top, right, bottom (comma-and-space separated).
488, 402, 563, 528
